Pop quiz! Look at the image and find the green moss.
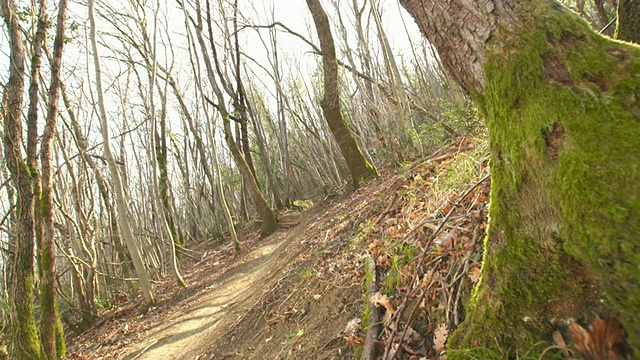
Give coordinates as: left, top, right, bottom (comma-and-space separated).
13, 273, 41, 360
352, 344, 364, 359
448, 345, 567, 359
362, 257, 374, 329
299, 268, 313, 278
384, 245, 418, 295
55, 303, 66, 358
361, 293, 371, 329
449, 2, 640, 356
353, 161, 379, 188
26, 163, 39, 179
260, 214, 278, 238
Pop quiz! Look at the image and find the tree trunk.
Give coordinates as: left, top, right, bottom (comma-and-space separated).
616, 0, 640, 43
164, 68, 240, 251
306, 0, 378, 187
39, 0, 68, 357
400, 0, 640, 355
88, 0, 155, 306
1, 0, 42, 358
185, 0, 277, 237
246, 87, 284, 210
144, 2, 186, 288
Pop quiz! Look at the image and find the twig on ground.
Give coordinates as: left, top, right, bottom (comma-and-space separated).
382, 173, 490, 359
130, 339, 159, 360
362, 254, 381, 360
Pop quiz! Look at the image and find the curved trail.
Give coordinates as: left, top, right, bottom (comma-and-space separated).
122, 222, 311, 360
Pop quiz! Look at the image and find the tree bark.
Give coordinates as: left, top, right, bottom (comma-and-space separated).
144, 0, 186, 288
39, 0, 68, 357
1, 0, 42, 358
400, 0, 640, 355
616, 0, 640, 43
306, 0, 378, 187
88, 0, 155, 306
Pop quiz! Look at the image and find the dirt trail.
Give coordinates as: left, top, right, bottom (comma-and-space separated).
121, 219, 313, 360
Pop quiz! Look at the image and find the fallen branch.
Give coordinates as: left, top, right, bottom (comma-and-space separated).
362, 254, 381, 360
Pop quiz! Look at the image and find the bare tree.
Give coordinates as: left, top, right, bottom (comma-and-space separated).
88, 0, 155, 306
305, 0, 378, 186
39, 0, 69, 356
181, 0, 278, 237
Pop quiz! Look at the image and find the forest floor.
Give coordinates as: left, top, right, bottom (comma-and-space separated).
65, 136, 492, 360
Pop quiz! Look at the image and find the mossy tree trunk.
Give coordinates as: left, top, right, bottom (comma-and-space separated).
616, 0, 640, 43
1, 0, 42, 358
306, 0, 379, 187
39, 0, 68, 357
399, 0, 640, 355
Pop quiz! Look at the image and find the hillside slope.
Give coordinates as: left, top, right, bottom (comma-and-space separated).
66, 137, 490, 360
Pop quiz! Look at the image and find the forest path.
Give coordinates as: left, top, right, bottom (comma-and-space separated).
121, 216, 315, 360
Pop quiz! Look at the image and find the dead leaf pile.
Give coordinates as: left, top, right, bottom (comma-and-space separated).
355, 137, 490, 359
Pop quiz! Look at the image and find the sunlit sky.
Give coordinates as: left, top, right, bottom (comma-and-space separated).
0, 0, 422, 83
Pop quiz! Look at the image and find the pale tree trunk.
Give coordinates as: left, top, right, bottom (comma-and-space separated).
205, 119, 242, 252
332, 0, 380, 154
351, 0, 388, 149
370, 0, 416, 152
55, 142, 97, 329
60, 80, 134, 302
88, 0, 155, 306
59, 81, 131, 282
400, 0, 640, 355
157, 86, 180, 246
145, 0, 186, 288
1, 0, 42, 357
155, 84, 187, 280
266, 27, 291, 208
245, 85, 283, 210
163, 65, 240, 251
103, 0, 184, 256
38, 0, 68, 357
229, 1, 259, 185
305, 0, 379, 187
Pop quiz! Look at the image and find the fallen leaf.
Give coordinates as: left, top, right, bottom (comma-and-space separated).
552, 330, 572, 359
433, 324, 448, 354
434, 231, 454, 246
468, 266, 481, 283
402, 326, 422, 345
376, 254, 391, 268
569, 316, 627, 360
370, 292, 396, 324
370, 292, 396, 314
443, 203, 452, 214
343, 318, 362, 338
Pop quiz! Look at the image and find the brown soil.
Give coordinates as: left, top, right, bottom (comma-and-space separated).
66, 177, 389, 360
66, 138, 490, 360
